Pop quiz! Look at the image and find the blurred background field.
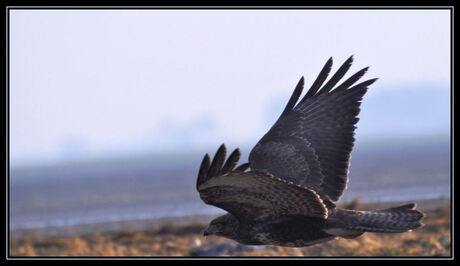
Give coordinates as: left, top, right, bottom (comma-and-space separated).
9, 136, 451, 257
10, 137, 450, 235
10, 199, 451, 257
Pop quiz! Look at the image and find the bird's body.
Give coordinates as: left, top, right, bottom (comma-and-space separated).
196, 56, 424, 247
240, 215, 335, 247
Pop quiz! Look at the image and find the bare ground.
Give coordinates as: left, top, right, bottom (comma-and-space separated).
9, 200, 451, 257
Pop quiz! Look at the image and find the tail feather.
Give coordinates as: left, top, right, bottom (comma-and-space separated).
326, 203, 425, 237
347, 203, 425, 233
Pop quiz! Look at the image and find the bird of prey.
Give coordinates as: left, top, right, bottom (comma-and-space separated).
196, 56, 424, 247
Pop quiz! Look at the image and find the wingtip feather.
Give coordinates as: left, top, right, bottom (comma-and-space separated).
302, 57, 334, 100
281, 76, 305, 115
350, 78, 378, 90
221, 148, 241, 174
197, 153, 211, 189
333, 66, 370, 92
317, 56, 354, 95
206, 144, 227, 179
233, 162, 250, 173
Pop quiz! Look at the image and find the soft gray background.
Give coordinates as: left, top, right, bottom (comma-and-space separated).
10, 10, 450, 167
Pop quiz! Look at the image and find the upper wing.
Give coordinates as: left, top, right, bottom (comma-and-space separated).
249, 56, 377, 203
197, 144, 328, 223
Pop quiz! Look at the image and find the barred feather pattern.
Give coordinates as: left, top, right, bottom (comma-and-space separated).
197, 144, 328, 223
329, 204, 425, 233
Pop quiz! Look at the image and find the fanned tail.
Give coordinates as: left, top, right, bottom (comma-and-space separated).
326, 203, 425, 238
348, 203, 424, 233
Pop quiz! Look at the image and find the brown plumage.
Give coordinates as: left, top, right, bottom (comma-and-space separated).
196, 56, 424, 247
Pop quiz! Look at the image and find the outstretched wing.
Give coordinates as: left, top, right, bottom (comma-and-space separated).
197, 144, 328, 223
249, 56, 377, 203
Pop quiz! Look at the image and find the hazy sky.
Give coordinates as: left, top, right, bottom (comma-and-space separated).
9, 9, 451, 167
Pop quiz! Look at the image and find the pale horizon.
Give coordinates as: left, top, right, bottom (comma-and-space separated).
9, 9, 451, 167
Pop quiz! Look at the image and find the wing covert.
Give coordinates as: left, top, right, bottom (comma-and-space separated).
197, 144, 328, 223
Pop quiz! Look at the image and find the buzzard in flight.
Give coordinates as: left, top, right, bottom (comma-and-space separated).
196, 56, 424, 247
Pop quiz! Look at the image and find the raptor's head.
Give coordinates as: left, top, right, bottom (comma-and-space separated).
204, 213, 240, 240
